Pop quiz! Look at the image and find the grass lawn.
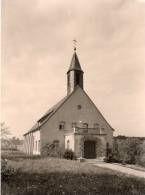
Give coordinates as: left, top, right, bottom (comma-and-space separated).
1, 152, 145, 195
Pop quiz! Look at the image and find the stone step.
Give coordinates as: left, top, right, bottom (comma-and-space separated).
76, 157, 105, 163
84, 158, 104, 163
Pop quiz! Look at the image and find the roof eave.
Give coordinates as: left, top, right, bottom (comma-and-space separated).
67, 69, 84, 74
23, 127, 40, 136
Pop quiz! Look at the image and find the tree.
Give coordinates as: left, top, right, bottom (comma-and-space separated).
10, 137, 22, 149
0, 122, 11, 140
112, 137, 143, 164
1, 122, 11, 149
139, 141, 145, 167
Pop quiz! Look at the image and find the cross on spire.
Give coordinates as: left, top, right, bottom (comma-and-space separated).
73, 39, 77, 51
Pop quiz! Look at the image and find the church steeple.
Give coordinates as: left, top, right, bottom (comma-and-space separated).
67, 50, 84, 95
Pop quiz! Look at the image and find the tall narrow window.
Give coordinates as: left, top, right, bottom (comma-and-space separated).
94, 123, 100, 133
53, 140, 59, 151
67, 140, 70, 149
33, 136, 34, 150
35, 141, 37, 151
38, 140, 40, 152
76, 73, 80, 85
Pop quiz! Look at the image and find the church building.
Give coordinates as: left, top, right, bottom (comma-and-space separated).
24, 48, 114, 159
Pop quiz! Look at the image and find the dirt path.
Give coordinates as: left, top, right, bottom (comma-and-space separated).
90, 162, 145, 178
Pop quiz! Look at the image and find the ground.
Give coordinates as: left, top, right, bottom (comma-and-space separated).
86, 160, 145, 178
1, 150, 145, 195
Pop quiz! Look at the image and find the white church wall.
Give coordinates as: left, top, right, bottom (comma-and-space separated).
24, 132, 33, 155
33, 130, 40, 155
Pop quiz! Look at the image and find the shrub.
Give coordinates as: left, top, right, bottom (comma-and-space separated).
1, 159, 20, 181
106, 137, 145, 165
105, 143, 112, 162
104, 143, 120, 163
63, 149, 76, 160
1, 152, 41, 161
138, 141, 145, 167
42, 142, 63, 157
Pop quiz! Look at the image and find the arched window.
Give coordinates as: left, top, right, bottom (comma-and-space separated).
94, 123, 100, 133
83, 123, 88, 129
67, 140, 70, 149
53, 140, 60, 151
101, 127, 105, 134
72, 122, 77, 128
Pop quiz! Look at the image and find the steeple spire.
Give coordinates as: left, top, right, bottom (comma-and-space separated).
67, 52, 83, 73
67, 47, 84, 95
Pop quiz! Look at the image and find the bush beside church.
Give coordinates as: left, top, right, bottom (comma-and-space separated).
106, 136, 145, 167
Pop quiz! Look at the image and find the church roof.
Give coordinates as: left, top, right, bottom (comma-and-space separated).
27, 123, 39, 133
67, 52, 83, 73
24, 97, 67, 135
24, 89, 76, 136
38, 96, 68, 124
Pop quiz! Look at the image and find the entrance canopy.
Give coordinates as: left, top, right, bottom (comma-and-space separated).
65, 131, 107, 159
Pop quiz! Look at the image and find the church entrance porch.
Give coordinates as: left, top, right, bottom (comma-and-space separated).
65, 130, 107, 159
84, 140, 96, 159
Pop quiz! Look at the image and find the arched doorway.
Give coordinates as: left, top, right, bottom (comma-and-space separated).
84, 140, 96, 159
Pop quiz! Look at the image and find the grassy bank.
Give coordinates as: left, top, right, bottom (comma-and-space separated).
2, 155, 145, 195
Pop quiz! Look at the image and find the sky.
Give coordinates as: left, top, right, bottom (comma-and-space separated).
2, 0, 145, 138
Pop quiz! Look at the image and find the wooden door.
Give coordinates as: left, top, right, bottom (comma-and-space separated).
84, 140, 96, 159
